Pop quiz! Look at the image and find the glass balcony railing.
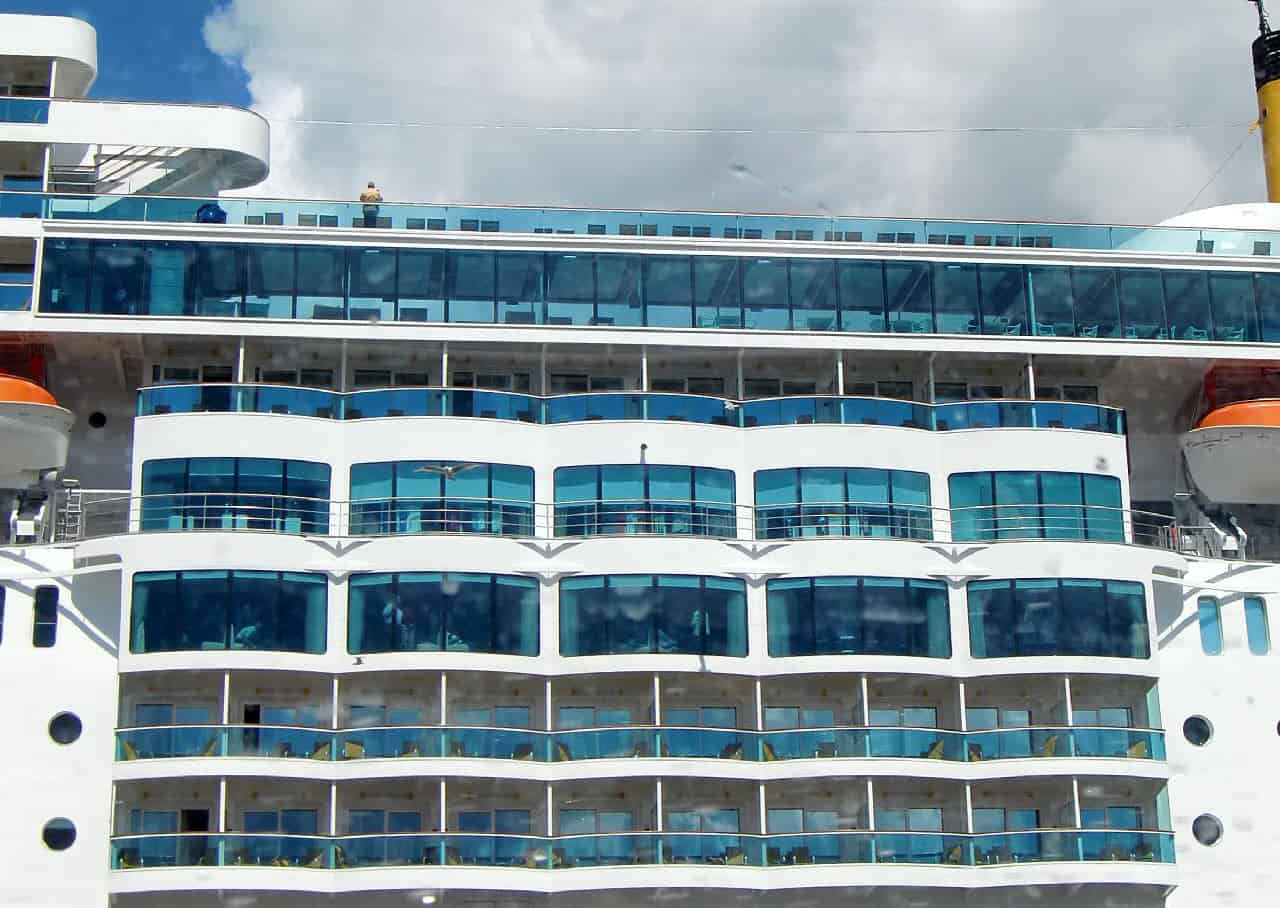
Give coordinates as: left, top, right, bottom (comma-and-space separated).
114, 725, 1166, 763
13, 186, 1280, 262
109, 830, 1176, 870
134, 385, 1127, 435
350, 498, 535, 537
554, 501, 738, 538
111, 834, 331, 869
0, 98, 50, 123
0, 282, 32, 311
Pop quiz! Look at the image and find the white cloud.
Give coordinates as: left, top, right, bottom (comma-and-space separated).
204, 0, 1267, 223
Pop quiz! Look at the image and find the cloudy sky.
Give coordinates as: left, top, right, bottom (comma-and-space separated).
16, 0, 1276, 223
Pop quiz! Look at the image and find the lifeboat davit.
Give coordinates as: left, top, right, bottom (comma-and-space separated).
0, 375, 73, 489
1181, 400, 1280, 504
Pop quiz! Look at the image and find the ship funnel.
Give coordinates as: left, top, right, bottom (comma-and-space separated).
1252, 1, 1280, 200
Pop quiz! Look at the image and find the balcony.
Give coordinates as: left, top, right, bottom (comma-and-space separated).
133, 385, 1128, 433
115, 671, 1167, 767
19, 187, 1280, 261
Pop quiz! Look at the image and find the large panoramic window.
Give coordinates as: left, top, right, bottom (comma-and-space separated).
948, 471, 1123, 541
141, 457, 330, 533
754, 467, 931, 539
349, 461, 534, 536
766, 576, 951, 658
967, 578, 1149, 659
560, 575, 747, 657
554, 465, 735, 537
36, 238, 1276, 343
130, 571, 327, 654
348, 572, 539, 656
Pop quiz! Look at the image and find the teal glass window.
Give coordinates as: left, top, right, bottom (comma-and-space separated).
1198, 597, 1223, 655
554, 464, 735, 537
559, 575, 747, 657
130, 571, 327, 654
349, 460, 533, 536
33, 239, 1274, 347
348, 572, 538, 656
1245, 596, 1270, 655
141, 457, 330, 533
947, 471, 1122, 542
754, 467, 931, 540
766, 576, 950, 657
968, 578, 1149, 658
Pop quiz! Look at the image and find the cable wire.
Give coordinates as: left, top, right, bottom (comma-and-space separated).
259, 116, 1254, 137
1180, 126, 1257, 214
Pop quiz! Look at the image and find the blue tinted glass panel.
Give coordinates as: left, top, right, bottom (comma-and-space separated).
1027, 266, 1074, 337
885, 262, 932, 333
979, 265, 1027, 334
742, 258, 789, 329
1245, 597, 1270, 655
837, 261, 886, 332
1198, 597, 1223, 655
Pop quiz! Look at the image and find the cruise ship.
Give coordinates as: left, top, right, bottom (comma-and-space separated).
3, 9, 1280, 908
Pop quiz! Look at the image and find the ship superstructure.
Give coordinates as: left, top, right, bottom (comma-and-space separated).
1, 11, 1278, 908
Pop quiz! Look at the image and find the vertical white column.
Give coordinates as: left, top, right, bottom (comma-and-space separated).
1071, 777, 1082, 828
440, 342, 449, 387
866, 779, 876, 830
338, 339, 348, 392
331, 677, 340, 730
218, 779, 228, 833
1025, 353, 1037, 399
754, 678, 764, 731
655, 779, 664, 831
439, 673, 448, 725
653, 674, 662, 725
440, 778, 448, 832
964, 783, 974, 833
1063, 676, 1074, 726
221, 671, 231, 724
758, 783, 767, 835
641, 346, 650, 391
545, 678, 554, 731
859, 675, 871, 725
235, 338, 247, 383
546, 784, 555, 836
957, 680, 968, 732
835, 351, 845, 395
736, 350, 745, 399
329, 783, 338, 836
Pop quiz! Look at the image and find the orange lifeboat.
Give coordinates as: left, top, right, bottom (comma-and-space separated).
0, 374, 73, 488
1181, 399, 1280, 504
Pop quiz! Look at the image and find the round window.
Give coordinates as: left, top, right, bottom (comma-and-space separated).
42, 818, 76, 851
1192, 814, 1223, 846
87, 411, 107, 429
48, 712, 82, 745
1183, 715, 1213, 747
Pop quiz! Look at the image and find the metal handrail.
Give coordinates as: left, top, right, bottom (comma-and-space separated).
48, 490, 1195, 553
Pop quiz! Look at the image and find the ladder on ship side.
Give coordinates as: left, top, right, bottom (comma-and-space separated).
55, 480, 82, 542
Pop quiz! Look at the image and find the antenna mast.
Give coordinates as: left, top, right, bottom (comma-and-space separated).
1254, 0, 1272, 36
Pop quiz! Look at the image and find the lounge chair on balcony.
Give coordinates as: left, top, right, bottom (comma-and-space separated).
512, 742, 535, 760
789, 846, 811, 864
1125, 739, 1149, 759
766, 846, 784, 865
399, 740, 421, 757
1039, 734, 1058, 757
342, 740, 365, 760
719, 741, 746, 760
304, 848, 327, 867
119, 739, 140, 761
553, 741, 573, 762
761, 741, 779, 761
967, 742, 984, 762
309, 741, 331, 760
921, 739, 945, 759
813, 741, 837, 758
945, 844, 964, 864
724, 846, 748, 865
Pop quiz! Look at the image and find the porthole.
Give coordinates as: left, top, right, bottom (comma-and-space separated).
48, 712, 82, 745
87, 411, 106, 429
1183, 715, 1213, 747
42, 818, 76, 851
1192, 814, 1223, 847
